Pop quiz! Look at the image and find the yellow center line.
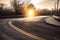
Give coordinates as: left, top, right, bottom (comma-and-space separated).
8, 21, 45, 40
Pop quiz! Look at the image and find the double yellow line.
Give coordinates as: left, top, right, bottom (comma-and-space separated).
8, 21, 45, 40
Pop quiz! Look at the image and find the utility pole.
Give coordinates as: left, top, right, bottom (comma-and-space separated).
55, 0, 59, 10
56, 0, 59, 10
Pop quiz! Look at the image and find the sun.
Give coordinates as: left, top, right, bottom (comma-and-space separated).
23, 8, 36, 18
23, 4, 38, 18
27, 9, 35, 18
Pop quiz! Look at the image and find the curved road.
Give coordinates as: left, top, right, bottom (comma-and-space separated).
0, 16, 60, 40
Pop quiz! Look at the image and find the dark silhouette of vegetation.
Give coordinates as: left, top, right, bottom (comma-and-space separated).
0, 0, 60, 18
0, 3, 14, 16
0, 0, 24, 18
38, 9, 60, 16
10, 0, 24, 15
38, 9, 52, 15
0, 0, 31, 18
52, 9, 60, 16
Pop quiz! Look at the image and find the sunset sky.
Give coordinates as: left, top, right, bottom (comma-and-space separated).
0, 0, 60, 10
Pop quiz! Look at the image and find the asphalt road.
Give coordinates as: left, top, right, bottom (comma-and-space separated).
0, 16, 60, 40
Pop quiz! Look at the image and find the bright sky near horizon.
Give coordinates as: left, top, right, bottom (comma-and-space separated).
0, 0, 60, 10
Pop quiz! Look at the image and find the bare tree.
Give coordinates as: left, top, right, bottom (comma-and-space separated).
10, 0, 21, 14
0, 3, 5, 9
10, 0, 31, 15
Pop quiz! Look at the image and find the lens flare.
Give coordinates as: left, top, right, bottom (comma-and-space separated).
23, 4, 39, 19
23, 8, 38, 18
27, 9, 35, 18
